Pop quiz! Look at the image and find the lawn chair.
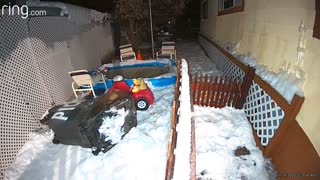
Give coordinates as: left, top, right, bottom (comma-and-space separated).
120, 44, 136, 61
156, 41, 176, 61
69, 70, 104, 98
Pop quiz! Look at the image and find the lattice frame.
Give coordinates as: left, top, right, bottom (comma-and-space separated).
214, 49, 245, 81
0, 15, 50, 180
243, 81, 285, 146
29, 17, 75, 105
1, 11, 113, 179
199, 36, 245, 81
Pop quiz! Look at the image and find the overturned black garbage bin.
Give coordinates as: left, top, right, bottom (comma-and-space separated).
41, 90, 137, 155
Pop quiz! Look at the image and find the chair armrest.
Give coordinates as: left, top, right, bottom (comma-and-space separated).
72, 82, 78, 89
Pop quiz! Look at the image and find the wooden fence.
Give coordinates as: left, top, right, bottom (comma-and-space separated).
199, 33, 320, 179
165, 59, 196, 180
165, 34, 320, 179
192, 76, 241, 108
191, 66, 254, 109
165, 59, 181, 180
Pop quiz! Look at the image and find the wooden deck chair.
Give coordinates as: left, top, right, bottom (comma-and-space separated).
156, 41, 176, 60
69, 70, 99, 98
120, 44, 136, 61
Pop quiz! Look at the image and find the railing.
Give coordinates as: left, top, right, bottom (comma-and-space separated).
165, 59, 181, 180
191, 66, 254, 109
192, 76, 241, 108
199, 33, 305, 150
165, 59, 196, 180
165, 34, 316, 180
198, 33, 320, 178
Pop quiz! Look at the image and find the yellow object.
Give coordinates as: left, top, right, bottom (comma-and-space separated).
132, 78, 147, 93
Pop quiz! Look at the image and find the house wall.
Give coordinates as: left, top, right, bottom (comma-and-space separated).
200, 0, 320, 155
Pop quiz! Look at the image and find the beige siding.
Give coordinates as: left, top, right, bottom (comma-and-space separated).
200, 0, 320, 154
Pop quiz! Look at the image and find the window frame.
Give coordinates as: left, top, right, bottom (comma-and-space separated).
313, 0, 320, 39
201, 0, 208, 20
218, 0, 245, 16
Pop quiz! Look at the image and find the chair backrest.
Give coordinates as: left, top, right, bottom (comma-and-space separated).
120, 44, 136, 61
68, 70, 93, 86
161, 41, 175, 55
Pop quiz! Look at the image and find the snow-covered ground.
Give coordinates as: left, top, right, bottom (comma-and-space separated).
4, 86, 174, 180
194, 106, 274, 180
3, 41, 276, 180
176, 41, 221, 76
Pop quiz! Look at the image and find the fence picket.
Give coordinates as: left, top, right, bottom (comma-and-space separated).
200, 75, 209, 106
233, 84, 241, 106
221, 80, 231, 106
190, 75, 243, 108
210, 77, 218, 107
206, 76, 215, 106
217, 78, 224, 108
197, 75, 204, 105
227, 80, 236, 106
220, 79, 226, 107
192, 75, 197, 104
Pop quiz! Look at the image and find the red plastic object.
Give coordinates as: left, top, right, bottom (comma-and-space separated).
108, 81, 131, 94
136, 50, 142, 60
132, 87, 154, 110
107, 79, 154, 110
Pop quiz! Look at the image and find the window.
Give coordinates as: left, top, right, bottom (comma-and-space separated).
313, 0, 320, 39
201, 0, 208, 20
218, 0, 245, 16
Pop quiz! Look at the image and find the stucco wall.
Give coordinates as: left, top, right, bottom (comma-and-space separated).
200, 0, 320, 155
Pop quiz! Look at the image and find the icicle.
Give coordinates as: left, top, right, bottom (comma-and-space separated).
296, 20, 306, 68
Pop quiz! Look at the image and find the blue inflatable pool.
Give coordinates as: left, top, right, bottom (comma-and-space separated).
92, 59, 176, 91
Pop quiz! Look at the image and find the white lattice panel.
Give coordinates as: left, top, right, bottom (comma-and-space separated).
199, 36, 245, 81
70, 26, 101, 70
243, 81, 285, 146
69, 22, 114, 70
29, 17, 74, 105
1, 14, 113, 179
214, 49, 245, 81
0, 15, 48, 180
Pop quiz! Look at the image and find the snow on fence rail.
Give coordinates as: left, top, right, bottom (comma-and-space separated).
165, 59, 181, 179
165, 59, 196, 180
198, 33, 305, 156
166, 35, 306, 178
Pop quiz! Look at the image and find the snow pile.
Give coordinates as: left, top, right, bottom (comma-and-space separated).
224, 42, 304, 103
176, 41, 221, 76
98, 108, 128, 144
194, 106, 273, 180
26, 1, 111, 25
4, 87, 174, 180
4, 127, 54, 180
172, 59, 193, 180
